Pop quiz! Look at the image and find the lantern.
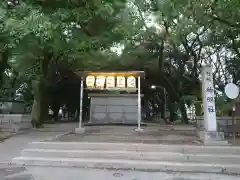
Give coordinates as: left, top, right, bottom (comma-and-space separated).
106, 76, 115, 89
116, 76, 125, 88
96, 76, 106, 89
86, 76, 95, 88
127, 76, 136, 88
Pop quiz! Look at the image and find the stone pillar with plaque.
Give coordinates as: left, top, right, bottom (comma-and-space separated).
199, 66, 228, 145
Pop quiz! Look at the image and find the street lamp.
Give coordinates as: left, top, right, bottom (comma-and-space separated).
150, 85, 167, 119
151, 85, 156, 89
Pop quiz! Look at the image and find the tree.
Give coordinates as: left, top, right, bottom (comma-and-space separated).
2, 0, 240, 125
1, 0, 130, 125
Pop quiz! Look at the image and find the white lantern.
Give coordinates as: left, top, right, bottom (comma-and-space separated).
96, 76, 106, 89
86, 76, 95, 88
116, 76, 125, 88
127, 76, 136, 88
106, 76, 115, 89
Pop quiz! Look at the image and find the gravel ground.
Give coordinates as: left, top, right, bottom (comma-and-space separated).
54, 125, 199, 145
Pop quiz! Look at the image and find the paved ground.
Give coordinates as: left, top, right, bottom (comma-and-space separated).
0, 132, 10, 142
1, 123, 240, 179
1, 166, 240, 180
226, 137, 240, 146
0, 123, 77, 164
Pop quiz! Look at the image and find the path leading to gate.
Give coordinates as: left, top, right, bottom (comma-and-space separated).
0, 122, 197, 166
0, 123, 77, 164
10, 123, 240, 174
1, 123, 240, 179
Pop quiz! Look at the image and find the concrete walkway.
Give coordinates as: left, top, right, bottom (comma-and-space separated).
1, 123, 240, 179
2, 166, 240, 180
0, 123, 77, 164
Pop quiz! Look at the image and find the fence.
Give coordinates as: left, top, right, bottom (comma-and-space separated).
195, 116, 240, 137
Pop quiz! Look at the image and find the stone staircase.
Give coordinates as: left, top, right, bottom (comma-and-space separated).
12, 142, 240, 174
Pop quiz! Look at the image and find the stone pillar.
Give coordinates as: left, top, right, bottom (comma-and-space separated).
199, 66, 227, 145
202, 66, 217, 132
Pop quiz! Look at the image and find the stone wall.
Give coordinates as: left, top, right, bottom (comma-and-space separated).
0, 100, 25, 114
195, 116, 240, 136
0, 114, 32, 133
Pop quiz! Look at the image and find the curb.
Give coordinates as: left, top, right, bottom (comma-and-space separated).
0, 129, 73, 142
42, 131, 73, 142
12, 157, 240, 175
55, 131, 73, 139
0, 130, 30, 142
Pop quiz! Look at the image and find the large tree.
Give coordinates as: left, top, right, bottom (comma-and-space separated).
2, 0, 240, 124
1, 0, 130, 124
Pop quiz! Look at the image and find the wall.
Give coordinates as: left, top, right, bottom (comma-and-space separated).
89, 94, 142, 124
0, 100, 25, 114
195, 116, 240, 137
0, 114, 32, 133
195, 116, 240, 128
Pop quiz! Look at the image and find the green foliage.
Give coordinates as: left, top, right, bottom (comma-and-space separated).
215, 94, 231, 116
0, 0, 240, 123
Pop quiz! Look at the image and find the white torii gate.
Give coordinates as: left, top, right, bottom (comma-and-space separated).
75, 71, 144, 134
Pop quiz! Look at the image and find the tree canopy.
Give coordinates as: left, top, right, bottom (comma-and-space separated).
0, 0, 239, 124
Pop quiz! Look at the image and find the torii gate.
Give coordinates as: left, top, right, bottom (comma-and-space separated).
75, 71, 145, 134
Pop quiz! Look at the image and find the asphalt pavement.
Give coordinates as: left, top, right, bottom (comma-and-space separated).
1, 166, 240, 180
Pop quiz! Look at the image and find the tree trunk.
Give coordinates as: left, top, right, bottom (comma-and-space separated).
30, 77, 48, 127
195, 102, 202, 116
168, 102, 175, 122
30, 98, 39, 127
0, 50, 9, 86
179, 99, 189, 124
52, 99, 60, 122
39, 90, 49, 123
30, 79, 40, 126
36, 52, 52, 124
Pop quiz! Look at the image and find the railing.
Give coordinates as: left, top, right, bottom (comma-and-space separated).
195, 116, 240, 137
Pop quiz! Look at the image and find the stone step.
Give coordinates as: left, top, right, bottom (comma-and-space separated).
12, 156, 240, 174
27, 142, 240, 154
21, 149, 240, 164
